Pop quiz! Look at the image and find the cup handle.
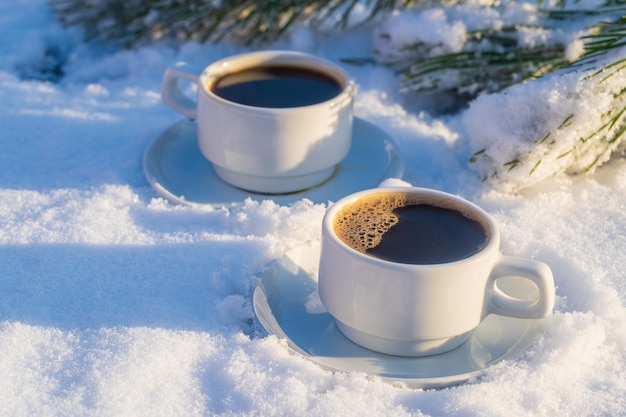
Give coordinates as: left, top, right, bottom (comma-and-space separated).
486, 254, 556, 319
161, 62, 201, 119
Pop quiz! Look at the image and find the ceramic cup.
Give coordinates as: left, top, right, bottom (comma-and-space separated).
161, 50, 354, 194
318, 187, 556, 357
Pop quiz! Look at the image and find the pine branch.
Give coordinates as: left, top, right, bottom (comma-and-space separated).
50, 0, 416, 47
465, 53, 626, 192
389, 4, 626, 96
397, 32, 569, 95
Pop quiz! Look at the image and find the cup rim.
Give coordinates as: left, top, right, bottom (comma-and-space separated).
323, 187, 500, 269
197, 50, 354, 112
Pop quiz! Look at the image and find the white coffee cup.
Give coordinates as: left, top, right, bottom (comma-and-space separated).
318, 187, 556, 357
161, 50, 355, 194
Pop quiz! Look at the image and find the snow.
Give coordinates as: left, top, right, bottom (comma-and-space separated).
1, 1, 625, 416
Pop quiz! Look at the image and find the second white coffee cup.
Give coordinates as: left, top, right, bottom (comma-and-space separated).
161, 50, 355, 194
318, 187, 556, 357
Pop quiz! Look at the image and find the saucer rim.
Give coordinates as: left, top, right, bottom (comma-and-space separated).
142, 117, 405, 207
252, 243, 544, 389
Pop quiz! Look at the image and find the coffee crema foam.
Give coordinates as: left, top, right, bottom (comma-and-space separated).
333, 192, 489, 255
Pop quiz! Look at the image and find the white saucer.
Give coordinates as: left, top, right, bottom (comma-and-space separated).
143, 118, 404, 207
253, 243, 543, 389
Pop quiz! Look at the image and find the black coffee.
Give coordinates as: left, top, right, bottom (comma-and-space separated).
210, 65, 342, 108
333, 192, 489, 265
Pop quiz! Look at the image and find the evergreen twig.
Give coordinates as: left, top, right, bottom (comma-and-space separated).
391, 4, 626, 96
50, 0, 415, 46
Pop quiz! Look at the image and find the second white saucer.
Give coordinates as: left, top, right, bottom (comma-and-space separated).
143, 118, 404, 207
253, 242, 543, 389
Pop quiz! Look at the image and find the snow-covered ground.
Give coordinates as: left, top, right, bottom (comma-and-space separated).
1, 1, 625, 416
